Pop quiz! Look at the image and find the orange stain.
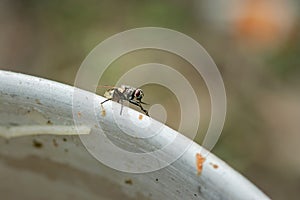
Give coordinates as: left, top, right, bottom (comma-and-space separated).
139, 114, 143, 120
196, 153, 206, 175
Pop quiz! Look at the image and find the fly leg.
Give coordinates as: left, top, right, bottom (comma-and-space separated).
101, 98, 112, 105
100, 98, 112, 116
119, 100, 124, 115
129, 100, 149, 116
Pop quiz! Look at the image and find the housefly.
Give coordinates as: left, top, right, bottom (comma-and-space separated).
99, 85, 149, 116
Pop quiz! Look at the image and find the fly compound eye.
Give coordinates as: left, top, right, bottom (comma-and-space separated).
135, 89, 143, 99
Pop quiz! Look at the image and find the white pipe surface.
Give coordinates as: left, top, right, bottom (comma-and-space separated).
0, 70, 270, 200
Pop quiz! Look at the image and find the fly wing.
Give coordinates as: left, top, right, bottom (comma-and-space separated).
97, 85, 117, 98
117, 87, 125, 93
121, 85, 137, 90
104, 89, 114, 99
122, 87, 135, 100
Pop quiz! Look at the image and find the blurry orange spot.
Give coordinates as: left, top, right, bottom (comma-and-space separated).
233, 0, 294, 46
196, 153, 206, 175
77, 112, 82, 117
139, 114, 143, 120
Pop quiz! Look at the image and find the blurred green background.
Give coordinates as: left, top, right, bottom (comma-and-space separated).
1, 0, 299, 199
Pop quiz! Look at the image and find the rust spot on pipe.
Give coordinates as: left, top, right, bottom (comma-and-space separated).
209, 162, 219, 169
124, 179, 133, 185
101, 104, 106, 116
139, 114, 143, 120
52, 139, 58, 147
196, 153, 206, 175
35, 99, 42, 105
33, 139, 43, 149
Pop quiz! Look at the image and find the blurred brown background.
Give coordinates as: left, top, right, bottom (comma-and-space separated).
1, 0, 299, 199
